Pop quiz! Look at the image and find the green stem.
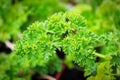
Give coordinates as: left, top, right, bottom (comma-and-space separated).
93, 52, 112, 60
93, 51, 106, 59
111, 74, 120, 76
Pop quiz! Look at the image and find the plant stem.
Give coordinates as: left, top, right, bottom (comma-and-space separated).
93, 51, 106, 59
93, 52, 112, 60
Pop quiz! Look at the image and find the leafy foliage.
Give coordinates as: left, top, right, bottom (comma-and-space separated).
13, 12, 86, 75
0, 0, 65, 42
0, 0, 120, 80
13, 11, 119, 79
69, 0, 120, 34
0, 53, 32, 80
88, 61, 115, 80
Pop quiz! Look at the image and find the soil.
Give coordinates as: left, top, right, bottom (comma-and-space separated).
31, 67, 86, 80
0, 42, 12, 54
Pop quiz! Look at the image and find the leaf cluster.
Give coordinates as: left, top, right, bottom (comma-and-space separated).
0, 0, 65, 42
